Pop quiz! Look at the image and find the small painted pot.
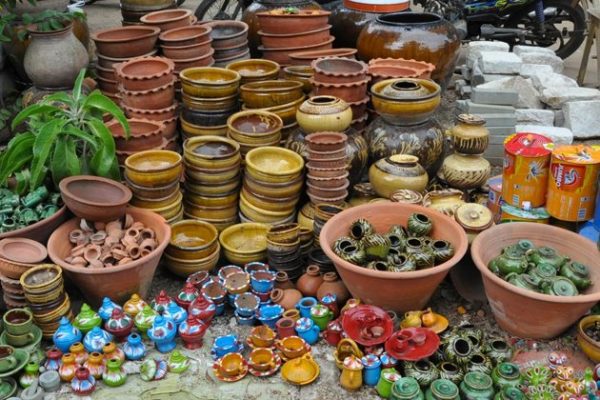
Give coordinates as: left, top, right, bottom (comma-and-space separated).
234, 293, 260, 318
162, 302, 188, 327
295, 317, 320, 345
250, 270, 276, 294
71, 367, 96, 396
256, 304, 284, 329
309, 304, 333, 331
147, 316, 177, 353
380, 352, 399, 369
83, 327, 113, 353
249, 325, 276, 348
362, 354, 382, 387
213, 335, 241, 359
323, 319, 343, 346
296, 297, 318, 319
276, 317, 296, 339
123, 333, 146, 361
244, 261, 270, 275
168, 351, 190, 373
235, 310, 257, 326
98, 298, 122, 321
217, 265, 244, 283
53, 317, 83, 354
377, 367, 403, 398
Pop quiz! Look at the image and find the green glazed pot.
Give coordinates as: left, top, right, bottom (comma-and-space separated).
559, 261, 591, 290
459, 372, 495, 400
527, 263, 557, 286
494, 386, 525, 400
403, 360, 439, 388
437, 362, 464, 386
539, 277, 578, 296
491, 362, 521, 390
72, 304, 101, 334
490, 248, 528, 276
405, 237, 434, 269
430, 240, 454, 264
168, 351, 189, 374
377, 368, 403, 399
521, 365, 551, 386
102, 358, 127, 387
505, 273, 539, 292
391, 377, 425, 400
387, 253, 417, 272
340, 244, 367, 265
527, 246, 568, 269
484, 338, 512, 365
425, 379, 459, 400
407, 213, 433, 237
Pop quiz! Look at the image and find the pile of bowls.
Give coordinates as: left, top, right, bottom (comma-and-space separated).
20, 264, 71, 339
202, 20, 249, 67
312, 203, 345, 248
164, 220, 220, 277
266, 223, 304, 280
305, 131, 349, 206
283, 65, 314, 93
241, 147, 304, 225
256, 10, 333, 65
120, 0, 174, 25
311, 57, 370, 131
368, 58, 436, 84
141, 9, 194, 32
183, 136, 241, 231
227, 110, 282, 158
1, 274, 26, 308
107, 118, 169, 165
179, 67, 241, 138
125, 150, 184, 224
219, 223, 269, 265
91, 26, 161, 103
226, 59, 280, 85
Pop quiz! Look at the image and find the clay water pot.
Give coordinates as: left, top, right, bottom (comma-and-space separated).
369, 154, 429, 197
296, 265, 324, 297
270, 288, 303, 311
317, 272, 350, 305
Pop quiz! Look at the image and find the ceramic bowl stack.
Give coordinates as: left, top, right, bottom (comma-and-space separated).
125, 150, 184, 224
182, 136, 241, 231
256, 10, 333, 66
266, 223, 304, 280
120, 0, 174, 25
241, 147, 304, 225
141, 9, 194, 32
312, 203, 345, 248
368, 58, 436, 84
305, 132, 349, 207
0, 274, 26, 308
310, 57, 370, 132
227, 110, 283, 158
164, 220, 220, 277
202, 20, 249, 67
225, 59, 280, 86
219, 223, 269, 265
20, 264, 71, 339
91, 26, 161, 103
179, 67, 241, 138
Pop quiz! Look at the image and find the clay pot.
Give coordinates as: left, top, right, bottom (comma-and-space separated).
172, 48, 216, 72
270, 288, 303, 310
305, 132, 347, 152
23, 24, 88, 90
312, 57, 368, 85
320, 203, 468, 312
140, 9, 193, 32
369, 154, 428, 197
114, 56, 175, 91
369, 58, 436, 79
283, 65, 313, 92
213, 41, 250, 59
472, 223, 600, 339
256, 9, 330, 34
259, 37, 335, 65
96, 49, 158, 69
422, 189, 466, 217
258, 25, 331, 48
122, 102, 178, 121
357, 12, 460, 88
240, 80, 304, 109
289, 48, 357, 65
107, 118, 164, 152
447, 114, 490, 155
119, 81, 175, 110
296, 265, 323, 297
437, 153, 491, 191
296, 96, 352, 133
312, 79, 369, 103
368, 65, 420, 83
91, 26, 160, 58
203, 20, 249, 49
161, 39, 212, 60
317, 272, 350, 305
159, 25, 212, 46
275, 271, 295, 290
96, 65, 117, 81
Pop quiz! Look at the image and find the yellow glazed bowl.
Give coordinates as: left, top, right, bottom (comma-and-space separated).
297, 202, 315, 232
125, 150, 183, 187
256, 96, 306, 126
244, 173, 304, 198
140, 191, 183, 219
219, 222, 268, 263
183, 201, 238, 220
283, 66, 313, 92
185, 163, 240, 184
227, 110, 283, 139
129, 188, 180, 209
179, 67, 241, 98
166, 219, 219, 260
183, 136, 240, 170
240, 80, 304, 109
192, 215, 238, 232
186, 190, 239, 208
226, 59, 280, 84
181, 118, 228, 137
578, 315, 600, 362
239, 195, 294, 223
184, 177, 240, 196
241, 188, 299, 213
182, 92, 238, 112
164, 243, 220, 278
245, 147, 304, 183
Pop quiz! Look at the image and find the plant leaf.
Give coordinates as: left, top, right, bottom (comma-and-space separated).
29, 119, 63, 190
0, 132, 35, 185
43, 92, 74, 108
82, 91, 130, 138
71, 69, 86, 103
14, 169, 30, 195
86, 118, 118, 178
11, 104, 58, 130
63, 125, 98, 151
51, 137, 80, 186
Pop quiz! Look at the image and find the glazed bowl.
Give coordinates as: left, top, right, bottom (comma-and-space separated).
472, 222, 600, 339
166, 219, 220, 261
140, 9, 193, 32
181, 107, 235, 127
312, 57, 368, 84
225, 59, 280, 84
182, 92, 238, 112
130, 188, 181, 209
241, 187, 299, 213
244, 173, 304, 199
243, 96, 305, 126
283, 66, 313, 92
163, 243, 220, 278
183, 136, 240, 169
203, 20, 248, 49
186, 190, 238, 208
91, 26, 160, 58
320, 203, 468, 312
245, 147, 304, 183
258, 25, 331, 49
141, 191, 183, 219
240, 80, 304, 109
259, 37, 335, 65
114, 57, 175, 91
125, 150, 183, 187
578, 315, 600, 362
179, 67, 240, 98
219, 223, 269, 264
227, 110, 283, 141
181, 119, 228, 138
183, 201, 237, 220
185, 163, 240, 184
160, 39, 213, 60
239, 194, 295, 222
256, 9, 331, 34
184, 173, 240, 194
47, 207, 170, 306
59, 176, 132, 222
125, 177, 180, 200
159, 25, 212, 46
370, 78, 441, 126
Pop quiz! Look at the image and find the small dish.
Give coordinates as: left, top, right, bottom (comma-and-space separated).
0, 238, 47, 265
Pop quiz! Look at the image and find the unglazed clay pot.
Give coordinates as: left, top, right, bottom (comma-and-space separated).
296, 265, 323, 297
270, 288, 303, 310
296, 96, 353, 133
357, 12, 460, 88
437, 153, 491, 191
369, 154, 428, 197
447, 114, 489, 155
317, 272, 350, 305
23, 24, 88, 90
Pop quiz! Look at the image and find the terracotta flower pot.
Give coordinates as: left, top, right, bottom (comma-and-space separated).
160, 39, 212, 60
258, 25, 331, 49
368, 65, 420, 84
319, 202, 468, 312
47, 207, 171, 307
311, 79, 369, 103
96, 65, 117, 81
256, 9, 331, 34
369, 58, 435, 79
312, 57, 368, 85
91, 26, 160, 58
140, 9, 193, 32
305, 132, 347, 152
259, 36, 334, 65
289, 47, 357, 65
97, 76, 119, 94
471, 223, 600, 339
96, 49, 158, 69
119, 80, 175, 110
107, 118, 165, 152
122, 102, 178, 121
114, 56, 175, 91
159, 25, 212, 46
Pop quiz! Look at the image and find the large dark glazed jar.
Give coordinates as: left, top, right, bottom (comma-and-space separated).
242, 0, 322, 57
330, 0, 409, 48
356, 12, 460, 88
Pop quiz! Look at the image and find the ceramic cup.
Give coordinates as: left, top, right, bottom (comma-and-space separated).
219, 353, 244, 377
0, 346, 18, 372
276, 336, 307, 359
249, 326, 275, 348
3, 309, 33, 336
248, 348, 276, 372
5, 331, 35, 347
411, 331, 426, 346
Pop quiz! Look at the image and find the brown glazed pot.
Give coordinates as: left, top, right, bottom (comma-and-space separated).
91, 26, 160, 58
320, 202, 468, 312
159, 25, 212, 46
471, 222, 600, 339
296, 265, 323, 297
312, 57, 368, 85
139, 9, 193, 32
47, 207, 171, 307
114, 56, 175, 91
258, 25, 331, 49
356, 12, 460, 88
107, 118, 165, 152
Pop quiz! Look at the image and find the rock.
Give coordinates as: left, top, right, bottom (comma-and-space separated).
472, 87, 518, 106
520, 63, 554, 78
514, 124, 574, 144
540, 87, 600, 108
460, 64, 471, 81
519, 52, 564, 73
515, 109, 555, 126
466, 41, 509, 69
477, 76, 543, 109
563, 100, 600, 139
477, 51, 522, 74
554, 110, 565, 127
476, 113, 517, 127
512, 45, 557, 57
529, 71, 578, 92
457, 100, 516, 114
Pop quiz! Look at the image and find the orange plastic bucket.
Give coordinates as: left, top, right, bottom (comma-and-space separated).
547, 144, 600, 222
502, 133, 553, 208
486, 175, 503, 223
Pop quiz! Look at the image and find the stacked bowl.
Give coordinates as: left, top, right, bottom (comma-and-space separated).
226, 59, 280, 85
368, 58, 436, 84
141, 9, 194, 32
164, 220, 220, 277
266, 223, 304, 280
219, 223, 269, 265
120, 0, 174, 25
256, 10, 333, 66
227, 110, 282, 158
306, 132, 350, 206
159, 24, 214, 80
241, 147, 304, 225
1, 274, 26, 308
180, 67, 241, 138
183, 136, 241, 231
202, 20, 249, 67
125, 150, 184, 224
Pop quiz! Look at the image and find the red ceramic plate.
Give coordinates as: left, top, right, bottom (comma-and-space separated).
342, 305, 393, 346
385, 327, 440, 361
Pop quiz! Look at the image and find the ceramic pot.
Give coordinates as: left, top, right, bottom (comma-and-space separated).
403, 360, 439, 388
447, 114, 489, 155
312, 57, 368, 85
275, 271, 295, 290
271, 288, 303, 311
83, 352, 104, 379
139, 9, 193, 32
71, 366, 96, 395
114, 56, 175, 91
296, 265, 323, 297
357, 12, 460, 88
437, 153, 491, 191
317, 272, 350, 305
259, 25, 331, 48
23, 24, 88, 90
102, 358, 127, 387
491, 363, 521, 390
296, 96, 352, 134
426, 379, 460, 399
122, 333, 146, 361
340, 355, 364, 391
422, 189, 465, 217
369, 154, 428, 198
311, 79, 370, 103
91, 26, 160, 58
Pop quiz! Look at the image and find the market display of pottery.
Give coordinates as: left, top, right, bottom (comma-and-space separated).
202, 20, 250, 67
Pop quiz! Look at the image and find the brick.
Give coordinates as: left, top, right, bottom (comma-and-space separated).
520, 63, 554, 78
540, 87, 600, 108
457, 100, 516, 114
563, 100, 600, 139
472, 87, 518, 106
514, 124, 574, 144
466, 41, 509, 69
515, 109, 555, 126
477, 51, 522, 74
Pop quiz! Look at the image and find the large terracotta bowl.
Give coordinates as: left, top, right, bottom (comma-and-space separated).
472, 222, 600, 339
320, 203, 468, 312
47, 207, 171, 307
0, 206, 68, 244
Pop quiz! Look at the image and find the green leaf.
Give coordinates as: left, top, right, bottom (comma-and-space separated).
14, 169, 30, 195
51, 137, 80, 186
82, 91, 130, 138
29, 119, 63, 190
43, 92, 74, 108
11, 104, 59, 130
71, 69, 86, 103
87, 118, 118, 178
63, 125, 98, 151
0, 132, 35, 184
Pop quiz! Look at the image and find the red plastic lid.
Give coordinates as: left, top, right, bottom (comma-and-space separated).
504, 132, 553, 157
552, 144, 600, 165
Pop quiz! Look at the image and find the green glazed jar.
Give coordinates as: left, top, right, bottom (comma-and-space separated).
494, 386, 525, 400
377, 368, 403, 399
425, 379, 460, 400
73, 303, 102, 334
484, 338, 512, 365
559, 261, 591, 290
527, 246, 568, 269
539, 276, 578, 296
407, 213, 433, 237
102, 358, 127, 387
528, 263, 557, 286
403, 360, 439, 387
391, 377, 425, 400
459, 372, 495, 400
491, 363, 521, 390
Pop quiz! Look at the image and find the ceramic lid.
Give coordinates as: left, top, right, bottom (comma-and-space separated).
390, 189, 423, 204
463, 371, 493, 389
552, 144, 600, 165
455, 203, 493, 231
456, 113, 485, 125
361, 354, 381, 367
392, 377, 421, 396
504, 133, 553, 157
295, 317, 313, 332
430, 379, 459, 397
382, 368, 402, 381
343, 355, 363, 370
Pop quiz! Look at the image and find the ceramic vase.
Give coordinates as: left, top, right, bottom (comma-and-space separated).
102, 358, 127, 387
19, 361, 39, 388
53, 317, 83, 354
271, 288, 303, 311
58, 353, 78, 382
369, 154, 429, 198
296, 96, 353, 134
163, 301, 188, 327
104, 309, 134, 343
123, 293, 147, 317
123, 333, 146, 361
83, 327, 113, 353
188, 292, 217, 324
134, 305, 159, 339
317, 272, 350, 305
69, 342, 88, 366
147, 316, 177, 353
275, 271, 295, 290
83, 352, 104, 379
71, 367, 96, 396
437, 153, 491, 191
150, 290, 173, 315
73, 303, 101, 334
447, 114, 489, 155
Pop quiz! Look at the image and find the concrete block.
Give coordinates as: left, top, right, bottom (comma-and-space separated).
472, 87, 518, 106
513, 45, 557, 57
458, 100, 516, 114
460, 85, 472, 98
477, 113, 517, 127
529, 71, 578, 92
520, 64, 554, 78
477, 76, 543, 109
540, 87, 600, 108
477, 51, 522, 74
466, 41, 510, 69
563, 100, 600, 139
488, 126, 517, 136
514, 124, 574, 144
515, 109, 555, 126
554, 110, 565, 127
519, 52, 564, 73
484, 144, 506, 159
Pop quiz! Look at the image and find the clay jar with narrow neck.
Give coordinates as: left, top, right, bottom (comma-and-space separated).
296, 265, 323, 297
23, 23, 89, 89
296, 96, 353, 134
369, 154, 429, 198
447, 114, 489, 155
437, 153, 491, 191
317, 272, 350, 305
270, 288, 303, 311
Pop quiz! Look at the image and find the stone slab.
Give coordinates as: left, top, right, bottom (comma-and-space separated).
456, 100, 516, 114
513, 45, 557, 57
514, 124, 574, 144
563, 100, 600, 139
519, 52, 564, 73
520, 63, 554, 78
529, 71, 578, 92
477, 51, 522, 74
466, 41, 510, 69
540, 87, 600, 108
477, 113, 517, 127
472, 87, 519, 106
477, 76, 543, 109
488, 126, 517, 136
515, 109, 555, 126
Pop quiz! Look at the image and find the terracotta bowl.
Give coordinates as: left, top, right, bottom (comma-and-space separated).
213, 41, 249, 59
289, 48, 357, 65
368, 65, 420, 83
96, 49, 158, 69
0, 206, 68, 245
140, 9, 193, 32
161, 39, 213, 60
47, 207, 170, 306
96, 64, 117, 81
172, 49, 216, 72
179, 67, 240, 98
203, 20, 249, 49
182, 92, 238, 112
225, 59, 280, 84
159, 25, 212, 46
91, 26, 160, 58
306, 162, 347, 178
183, 136, 240, 169
369, 58, 435, 79
312, 57, 368, 85
219, 223, 269, 264
114, 57, 175, 91
0, 257, 37, 280
213, 49, 250, 66
472, 222, 600, 339
0, 239, 47, 266
59, 176, 132, 222
312, 79, 370, 103
125, 150, 183, 187
240, 80, 303, 109
578, 315, 600, 362
108, 118, 164, 152
122, 102, 178, 121
256, 9, 331, 35
305, 132, 348, 152
119, 80, 176, 110
259, 37, 335, 65
320, 203, 468, 312
258, 25, 331, 49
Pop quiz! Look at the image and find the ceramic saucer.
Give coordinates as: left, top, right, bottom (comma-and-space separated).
210, 342, 245, 361
0, 349, 29, 378
248, 354, 282, 377
276, 343, 312, 362
384, 328, 440, 361
212, 362, 249, 382
245, 337, 275, 350
342, 305, 393, 346
0, 377, 16, 399
0, 325, 42, 351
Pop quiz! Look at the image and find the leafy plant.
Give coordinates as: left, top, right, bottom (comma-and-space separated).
0, 68, 130, 192
0, 10, 83, 42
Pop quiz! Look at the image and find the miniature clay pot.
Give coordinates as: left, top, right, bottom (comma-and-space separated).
312, 57, 368, 84
369, 154, 429, 198
140, 9, 193, 32
114, 56, 175, 91
91, 26, 160, 58
270, 288, 303, 311
159, 25, 212, 46
258, 25, 331, 48
296, 96, 352, 134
